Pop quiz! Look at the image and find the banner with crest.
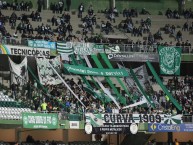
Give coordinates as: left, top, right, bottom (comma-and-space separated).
56, 42, 120, 57
36, 56, 62, 85
9, 57, 28, 85
158, 46, 181, 75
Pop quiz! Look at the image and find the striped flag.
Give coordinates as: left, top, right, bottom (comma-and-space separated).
57, 42, 73, 54
57, 42, 73, 61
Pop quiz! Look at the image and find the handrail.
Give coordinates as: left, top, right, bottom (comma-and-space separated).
0, 37, 193, 54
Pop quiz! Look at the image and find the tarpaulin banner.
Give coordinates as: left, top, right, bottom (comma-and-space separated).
148, 123, 193, 132
22, 113, 58, 129
85, 113, 182, 125
57, 42, 121, 55
64, 64, 129, 77
28, 40, 56, 50
0, 45, 50, 57
9, 57, 28, 85
36, 56, 62, 85
158, 46, 181, 75
85, 122, 134, 134
107, 53, 159, 62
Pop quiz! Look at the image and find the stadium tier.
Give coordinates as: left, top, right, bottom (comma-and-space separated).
0, 0, 193, 145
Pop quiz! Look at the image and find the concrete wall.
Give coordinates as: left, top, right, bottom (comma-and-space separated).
148, 132, 193, 143
107, 134, 125, 145
173, 132, 193, 142
2, 129, 193, 144
148, 133, 168, 142
67, 129, 92, 142
20, 129, 64, 142
0, 129, 16, 142
0, 129, 92, 143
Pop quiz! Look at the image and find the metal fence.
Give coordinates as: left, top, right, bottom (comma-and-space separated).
0, 37, 193, 54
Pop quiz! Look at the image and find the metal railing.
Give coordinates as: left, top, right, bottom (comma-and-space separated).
0, 37, 193, 54
182, 115, 193, 123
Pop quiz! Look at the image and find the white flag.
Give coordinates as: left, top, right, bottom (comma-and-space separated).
9, 57, 28, 85
36, 56, 62, 85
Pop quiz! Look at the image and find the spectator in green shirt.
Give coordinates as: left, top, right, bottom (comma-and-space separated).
41, 101, 47, 112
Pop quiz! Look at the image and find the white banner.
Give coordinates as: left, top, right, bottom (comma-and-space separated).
36, 56, 62, 85
85, 113, 183, 125
9, 57, 28, 85
0, 45, 50, 57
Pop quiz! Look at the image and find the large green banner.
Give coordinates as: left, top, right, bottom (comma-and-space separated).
22, 113, 58, 129
64, 64, 129, 77
158, 46, 181, 75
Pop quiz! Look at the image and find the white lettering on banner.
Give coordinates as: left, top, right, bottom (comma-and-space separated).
87, 70, 98, 75
66, 65, 126, 77
27, 115, 53, 125
4, 45, 50, 57
28, 116, 35, 124
47, 116, 52, 124
108, 54, 151, 59
157, 124, 181, 131
105, 71, 124, 76
107, 53, 159, 62
28, 40, 56, 49
33, 125, 48, 129
86, 113, 183, 124
67, 66, 86, 73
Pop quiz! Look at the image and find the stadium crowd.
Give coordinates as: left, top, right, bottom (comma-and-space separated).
7, 72, 193, 118
0, 1, 192, 53
0, 0, 193, 116
0, 1, 193, 145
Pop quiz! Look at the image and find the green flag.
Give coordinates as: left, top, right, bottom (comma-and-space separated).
63, 64, 129, 77
158, 46, 181, 75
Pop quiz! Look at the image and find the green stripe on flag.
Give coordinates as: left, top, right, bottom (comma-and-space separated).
130, 68, 155, 108
146, 61, 182, 111
100, 53, 134, 102
57, 42, 74, 54
69, 54, 107, 103
91, 55, 126, 105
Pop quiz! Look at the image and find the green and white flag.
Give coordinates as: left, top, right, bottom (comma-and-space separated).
36, 56, 62, 85
57, 42, 73, 54
22, 113, 58, 129
57, 42, 73, 61
158, 46, 181, 75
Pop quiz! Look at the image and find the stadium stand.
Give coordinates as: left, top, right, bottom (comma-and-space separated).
0, 91, 32, 120
0, 1, 192, 47
0, 0, 193, 144
0, 0, 192, 116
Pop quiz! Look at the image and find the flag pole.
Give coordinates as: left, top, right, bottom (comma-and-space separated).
48, 62, 86, 108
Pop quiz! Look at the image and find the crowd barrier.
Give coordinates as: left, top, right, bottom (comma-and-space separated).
0, 37, 192, 54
